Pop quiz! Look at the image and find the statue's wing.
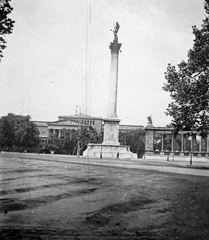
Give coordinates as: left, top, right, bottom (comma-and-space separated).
115, 22, 120, 32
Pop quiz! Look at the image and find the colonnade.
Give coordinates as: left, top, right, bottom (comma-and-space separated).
145, 126, 209, 157
158, 133, 208, 154
48, 128, 77, 139
48, 129, 61, 138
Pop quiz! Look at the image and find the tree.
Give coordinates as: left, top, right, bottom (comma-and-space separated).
59, 129, 78, 155
57, 126, 99, 155
0, 0, 15, 61
79, 126, 98, 153
0, 113, 39, 151
163, 0, 209, 134
21, 122, 39, 149
119, 129, 145, 158
0, 117, 14, 149
47, 133, 62, 153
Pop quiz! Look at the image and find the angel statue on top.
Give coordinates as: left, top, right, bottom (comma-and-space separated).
110, 22, 120, 41
147, 115, 153, 125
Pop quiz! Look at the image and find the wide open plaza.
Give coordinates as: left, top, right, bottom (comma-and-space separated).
1, 152, 209, 239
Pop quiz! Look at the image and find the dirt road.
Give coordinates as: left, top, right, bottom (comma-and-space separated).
0, 153, 209, 239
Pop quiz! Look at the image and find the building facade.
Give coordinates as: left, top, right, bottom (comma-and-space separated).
32, 121, 49, 143
33, 114, 144, 143
58, 114, 102, 134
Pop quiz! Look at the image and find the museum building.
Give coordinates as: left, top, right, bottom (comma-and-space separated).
33, 113, 144, 143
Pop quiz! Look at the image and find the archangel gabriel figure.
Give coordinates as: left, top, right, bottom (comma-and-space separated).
147, 115, 153, 125
110, 22, 120, 41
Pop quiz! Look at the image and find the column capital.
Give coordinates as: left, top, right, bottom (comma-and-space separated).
109, 41, 122, 54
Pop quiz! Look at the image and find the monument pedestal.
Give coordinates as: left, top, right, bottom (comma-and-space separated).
83, 143, 137, 159
83, 117, 137, 159
102, 117, 120, 145
83, 118, 137, 159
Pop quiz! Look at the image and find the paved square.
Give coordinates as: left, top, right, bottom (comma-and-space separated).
0, 153, 209, 239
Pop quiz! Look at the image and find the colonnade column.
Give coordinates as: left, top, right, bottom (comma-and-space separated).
207, 132, 209, 156
160, 134, 164, 155
170, 133, 174, 160
180, 133, 184, 156
171, 133, 174, 152
198, 135, 202, 156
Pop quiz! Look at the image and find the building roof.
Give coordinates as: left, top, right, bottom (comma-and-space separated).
33, 121, 49, 127
58, 113, 102, 120
119, 125, 145, 131
48, 119, 89, 127
48, 120, 79, 126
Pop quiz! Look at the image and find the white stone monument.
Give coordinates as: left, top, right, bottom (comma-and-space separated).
83, 23, 137, 159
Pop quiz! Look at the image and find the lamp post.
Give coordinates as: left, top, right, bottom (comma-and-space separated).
100, 144, 102, 159
77, 136, 80, 157
38, 141, 40, 154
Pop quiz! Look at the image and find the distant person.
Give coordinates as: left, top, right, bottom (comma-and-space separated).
116, 152, 119, 159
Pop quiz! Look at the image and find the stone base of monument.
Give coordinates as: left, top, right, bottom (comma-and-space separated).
83, 143, 137, 159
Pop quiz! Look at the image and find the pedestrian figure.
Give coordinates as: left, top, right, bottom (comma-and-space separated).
116, 152, 119, 159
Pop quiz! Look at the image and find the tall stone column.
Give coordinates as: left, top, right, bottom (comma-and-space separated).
103, 22, 121, 146
83, 23, 137, 159
107, 40, 121, 118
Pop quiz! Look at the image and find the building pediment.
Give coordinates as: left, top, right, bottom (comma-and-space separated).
49, 120, 79, 126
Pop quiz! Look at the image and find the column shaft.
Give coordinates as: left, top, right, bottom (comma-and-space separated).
107, 52, 119, 118
199, 136, 202, 152
171, 134, 174, 152
160, 134, 164, 155
180, 134, 184, 155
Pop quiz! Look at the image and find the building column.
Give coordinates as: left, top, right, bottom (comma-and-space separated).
162, 134, 164, 151
171, 133, 174, 152
198, 135, 202, 156
160, 134, 164, 155
180, 133, 184, 155
170, 133, 175, 160
207, 132, 209, 156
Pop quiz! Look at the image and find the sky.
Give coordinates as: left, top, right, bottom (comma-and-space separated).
0, 0, 206, 127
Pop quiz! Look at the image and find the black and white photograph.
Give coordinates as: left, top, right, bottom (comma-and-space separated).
1, 0, 209, 239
